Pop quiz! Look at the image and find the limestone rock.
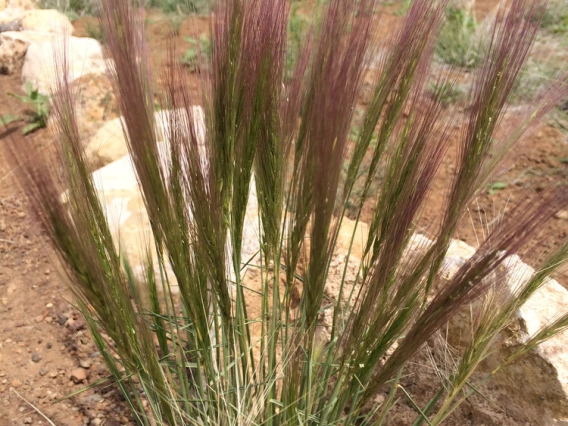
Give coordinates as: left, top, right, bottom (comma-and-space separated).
22, 36, 106, 95
69, 73, 119, 142
440, 238, 476, 280
21, 9, 72, 34
80, 108, 242, 288
441, 242, 568, 424
0, 0, 38, 10
0, 6, 25, 26
0, 19, 21, 32
0, 30, 47, 74
88, 142, 257, 289
493, 274, 568, 424
85, 108, 205, 170
333, 217, 368, 261
85, 118, 131, 169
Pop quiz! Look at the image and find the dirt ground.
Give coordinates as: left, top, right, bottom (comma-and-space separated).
0, 1, 567, 425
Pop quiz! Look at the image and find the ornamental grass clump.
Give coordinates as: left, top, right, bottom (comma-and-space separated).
13, 0, 568, 424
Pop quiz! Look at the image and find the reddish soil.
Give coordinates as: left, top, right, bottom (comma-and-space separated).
0, 1, 566, 425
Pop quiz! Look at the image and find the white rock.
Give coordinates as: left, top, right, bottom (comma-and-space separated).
0, 30, 49, 74
0, 7, 24, 26
22, 36, 106, 95
85, 108, 206, 170
80, 108, 258, 287
89, 153, 258, 288
501, 276, 568, 422
65, 72, 119, 142
21, 9, 73, 34
440, 238, 477, 280
0, 0, 38, 10
440, 242, 568, 423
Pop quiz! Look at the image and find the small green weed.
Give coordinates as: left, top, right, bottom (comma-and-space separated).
540, 0, 568, 34
165, 13, 185, 35
511, 47, 565, 103
181, 35, 211, 71
146, 0, 209, 15
487, 181, 508, 196
1, 82, 50, 135
428, 81, 464, 106
436, 7, 482, 68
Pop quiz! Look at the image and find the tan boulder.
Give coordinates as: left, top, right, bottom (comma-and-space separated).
22, 36, 106, 95
70, 73, 119, 143
21, 9, 73, 34
1, 0, 38, 9
333, 217, 368, 261
0, 30, 47, 74
0, 6, 24, 25
442, 242, 568, 424
84, 108, 205, 170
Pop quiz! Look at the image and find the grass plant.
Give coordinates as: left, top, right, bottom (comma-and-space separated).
436, 6, 482, 68
13, 0, 568, 425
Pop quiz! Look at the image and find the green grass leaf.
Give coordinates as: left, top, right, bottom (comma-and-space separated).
0, 114, 20, 125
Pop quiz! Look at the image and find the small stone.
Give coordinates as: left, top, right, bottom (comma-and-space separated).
48, 371, 57, 378
31, 353, 40, 363
46, 303, 53, 308
24, 417, 32, 424
91, 418, 102, 425
46, 342, 52, 349
57, 315, 67, 326
84, 393, 103, 404
34, 315, 44, 323
71, 368, 88, 383
79, 359, 92, 369
39, 368, 48, 376
555, 210, 568, 220
11, 379, 22, 387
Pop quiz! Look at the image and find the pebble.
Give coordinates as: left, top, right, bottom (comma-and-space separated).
24, 417, 32, 424
11, 379, 22, 388
46, 303, 53, 308
46, 342, 52, 349
555, 210, 568, 220
79, 359, 92, 369
57, 315, 68, 326
31, 353, 41, 363
83, 393, 103, 404
39, 368, 48, 377
71, 368, 88, 383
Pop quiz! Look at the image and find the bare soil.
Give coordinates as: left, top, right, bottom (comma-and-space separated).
0, 1, 567, 425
